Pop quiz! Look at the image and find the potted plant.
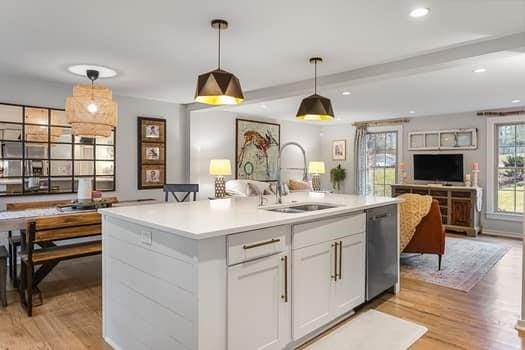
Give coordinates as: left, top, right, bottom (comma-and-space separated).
330, 164, 346, 192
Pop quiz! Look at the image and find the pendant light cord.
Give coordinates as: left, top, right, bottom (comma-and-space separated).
217, 23, 221, 70
314, 60, 317, 95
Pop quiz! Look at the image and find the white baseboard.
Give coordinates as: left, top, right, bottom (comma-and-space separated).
481, 229, 522, 240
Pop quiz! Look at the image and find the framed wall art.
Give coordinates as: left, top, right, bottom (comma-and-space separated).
235, 118, 280, 181
138, 117, 166, 189
332, 139, 346, 161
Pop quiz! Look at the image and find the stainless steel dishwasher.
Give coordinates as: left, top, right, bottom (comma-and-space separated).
366, 205, 398, 301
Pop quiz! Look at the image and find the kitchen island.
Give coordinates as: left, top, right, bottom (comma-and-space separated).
99, 192, 401, 350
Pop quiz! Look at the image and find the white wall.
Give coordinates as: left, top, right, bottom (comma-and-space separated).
320, 111, 522, 235
0, 75, 189, 209
189, 111, 323, 198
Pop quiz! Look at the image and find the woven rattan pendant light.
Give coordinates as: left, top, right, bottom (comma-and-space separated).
296, 57, 335, 121
195, 19, 244, 105
65, 69, 118, 137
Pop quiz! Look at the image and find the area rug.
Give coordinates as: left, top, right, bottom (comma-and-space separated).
401, 237, 511, 292
305, 310, 427, 350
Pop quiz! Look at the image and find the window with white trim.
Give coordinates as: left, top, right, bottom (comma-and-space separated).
365, 131, 398, 196
496, 122, 524, 213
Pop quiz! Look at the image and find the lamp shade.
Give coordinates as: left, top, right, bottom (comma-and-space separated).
195, 69, 244, 105
209, 159, 232, 176
296, 94, 335, 121
65, 83, 118, 137
308, 161, 326, 174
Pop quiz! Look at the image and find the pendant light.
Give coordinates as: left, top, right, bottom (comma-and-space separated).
195, 19, 244, 105
65, 69, 118, 137
296, 57, 335, 121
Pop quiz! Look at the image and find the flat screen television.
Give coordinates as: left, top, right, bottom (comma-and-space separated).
413, 154, 464, 182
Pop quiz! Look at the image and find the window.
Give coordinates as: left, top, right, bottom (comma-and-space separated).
366, 131, 398, 196
0, 103, 116, 196
496, 123, 524, 213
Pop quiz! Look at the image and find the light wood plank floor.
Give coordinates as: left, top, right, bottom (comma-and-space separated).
1, 234, 523, 349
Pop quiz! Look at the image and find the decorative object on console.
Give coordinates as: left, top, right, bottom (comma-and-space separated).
471, 162, 480, 187
308, 161, 325, 191
236, 119, 280, 181
296, 57, 335, 121
195, 19, 244, 105
209, 159, 232, 198
331, 139, 346, 160
399, 162, 409, 184
464, 173, 472, 187
330, 164, 347, 192
137, 117, 166, 189
65, 69, 118, 137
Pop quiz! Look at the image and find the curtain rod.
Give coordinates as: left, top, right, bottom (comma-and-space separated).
477, 108, 525, 117
352, 117, 410, 128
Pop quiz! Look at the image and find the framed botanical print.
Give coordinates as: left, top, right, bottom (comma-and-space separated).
138, 117, 166, 189
236, 118, 280, 181
332, 140, 346, 161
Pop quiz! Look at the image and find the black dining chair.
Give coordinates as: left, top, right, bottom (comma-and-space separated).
163, 184, 199, 202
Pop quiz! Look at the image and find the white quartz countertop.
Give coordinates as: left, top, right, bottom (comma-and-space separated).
99, 192, 401, 239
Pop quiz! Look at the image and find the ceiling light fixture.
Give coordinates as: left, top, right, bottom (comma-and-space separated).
511, 99, 521, 103
342, 91, 351, 96
409, 8, 430, 18
67, 64, 117, 78
473, 68, 487, 73
409, 110, 416, 114
65, 69, 118, 137
296, 57, 335, 121
195, 19, 244, 105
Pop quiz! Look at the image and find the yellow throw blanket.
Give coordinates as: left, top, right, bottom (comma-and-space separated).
399, 193, 433, 252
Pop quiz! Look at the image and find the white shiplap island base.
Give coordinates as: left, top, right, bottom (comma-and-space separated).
100, 192, 401, 350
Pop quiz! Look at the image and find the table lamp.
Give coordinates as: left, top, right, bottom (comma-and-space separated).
308, 161, 325, 191
209, 159, 232, 198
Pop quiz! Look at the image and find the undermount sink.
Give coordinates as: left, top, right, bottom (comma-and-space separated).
264, 203, 339, 214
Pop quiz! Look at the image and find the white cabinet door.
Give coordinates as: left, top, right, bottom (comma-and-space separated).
332, 234, 366, 319
228, 252, 291, 350
292, 241, 335, 340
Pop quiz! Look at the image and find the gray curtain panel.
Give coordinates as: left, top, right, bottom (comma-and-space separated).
354, 127, 368, 195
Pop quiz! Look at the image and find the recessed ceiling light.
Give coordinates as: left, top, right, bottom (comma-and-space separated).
409, 8, 430, 18
342, 91, 351, 96
512, 99, 521, 103
473, 68, 487, 73
409, 110, 416, 114
68, 64, 118, 78
261, 104, 268, 109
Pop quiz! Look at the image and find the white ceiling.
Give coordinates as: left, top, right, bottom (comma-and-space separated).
225, 51, 525, 123
1, 0, 525, 105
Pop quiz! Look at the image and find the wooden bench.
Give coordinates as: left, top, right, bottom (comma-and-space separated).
6, 199, 72, 289
19, 212, 102, 316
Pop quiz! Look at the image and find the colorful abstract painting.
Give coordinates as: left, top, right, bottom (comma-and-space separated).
236, 119, 280, 181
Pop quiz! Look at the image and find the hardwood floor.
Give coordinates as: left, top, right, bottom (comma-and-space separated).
0, 234, 523, 349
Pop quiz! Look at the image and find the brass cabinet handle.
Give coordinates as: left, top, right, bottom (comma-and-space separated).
338, 240, 342, 280
281, 255, 288, 302
243, 238, 280, 250
331, 242, 338, 281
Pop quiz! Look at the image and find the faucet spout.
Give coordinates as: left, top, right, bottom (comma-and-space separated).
276, 142, 308, 204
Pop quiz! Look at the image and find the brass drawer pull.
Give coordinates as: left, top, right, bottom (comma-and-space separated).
338, 240, 342, 280
281, 255, 288, 302
243, 238, 280, 250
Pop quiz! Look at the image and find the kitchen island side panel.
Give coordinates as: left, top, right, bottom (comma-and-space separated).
102, 216, 200, 350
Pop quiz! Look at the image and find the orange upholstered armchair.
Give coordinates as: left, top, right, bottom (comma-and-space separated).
403, 200, 446, 270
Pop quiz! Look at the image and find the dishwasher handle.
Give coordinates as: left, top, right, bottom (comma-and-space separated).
369, 212, 392, 221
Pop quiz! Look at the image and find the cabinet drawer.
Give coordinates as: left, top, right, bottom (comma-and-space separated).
293, 213, 365, 250
227, 225, 291, 265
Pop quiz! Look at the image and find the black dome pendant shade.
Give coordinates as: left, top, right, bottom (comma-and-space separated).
195, 19, 244, 105
296, 57, 335, 121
